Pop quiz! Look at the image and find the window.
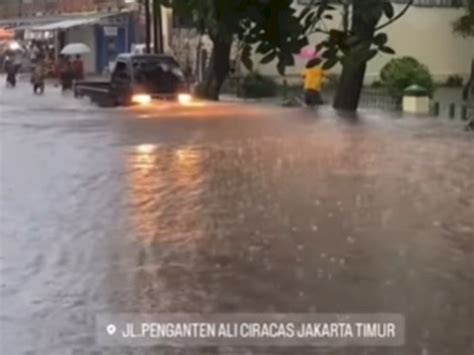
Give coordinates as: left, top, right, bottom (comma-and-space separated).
131, 57, 184, 93
112, 61, 129, 80
297, 0, 464, 7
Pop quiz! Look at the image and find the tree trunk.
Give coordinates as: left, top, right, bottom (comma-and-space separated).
333, 1, 379, 111
462, 58, 474, 101
202, 38, 232, 100
334, 62, 368, 111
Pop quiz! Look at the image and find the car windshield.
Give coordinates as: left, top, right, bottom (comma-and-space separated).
132, 57, 185, 93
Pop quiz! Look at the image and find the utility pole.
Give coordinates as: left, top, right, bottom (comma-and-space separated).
145, 0, 151, 53
18, 0, 23, 18
152, 0, 164, 54
157, 2, 164, 53
152, 0, 158, 53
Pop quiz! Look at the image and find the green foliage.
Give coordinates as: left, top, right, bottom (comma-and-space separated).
453, 0, 474, 37
239, 72, 277, 98
370, 80, 384, 88
445, 75, 464, 87
158, 0, 308, 75
380, 57, 434, 99
300, 0, 412, 71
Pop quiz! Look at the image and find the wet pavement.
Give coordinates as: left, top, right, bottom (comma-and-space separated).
0, 81, 473, 355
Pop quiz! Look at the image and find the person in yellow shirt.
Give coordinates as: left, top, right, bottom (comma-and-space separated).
301, 58, 326, 107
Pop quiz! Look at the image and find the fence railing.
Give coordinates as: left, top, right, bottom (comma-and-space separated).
297, 0, 464, 7
359, 89, 401, 111
392, 0, 464, 7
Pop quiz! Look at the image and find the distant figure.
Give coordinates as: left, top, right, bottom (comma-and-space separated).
31, 58, 46, 95
301, 57, 326, 107
72, 55, 84, 81
462, 60, 473, 101
59, 56, 74, 91
4, 57, 18, 88
463, 60, 473, 131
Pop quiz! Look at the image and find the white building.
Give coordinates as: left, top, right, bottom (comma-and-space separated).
251, 0, 474, 84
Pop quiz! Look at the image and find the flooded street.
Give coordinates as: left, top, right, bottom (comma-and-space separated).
0, 83, 473, 355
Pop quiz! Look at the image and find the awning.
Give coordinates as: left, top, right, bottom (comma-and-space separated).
25, 11, 129, 32
30, 17, 102, 31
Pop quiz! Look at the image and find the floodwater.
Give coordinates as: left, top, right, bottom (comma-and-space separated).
0, 82, 473, 355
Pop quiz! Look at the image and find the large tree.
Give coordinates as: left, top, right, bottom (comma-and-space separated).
158, 0, 309, 100
452, 0, 474, 100
301, 0, 414, 111
453, 0, 474, 37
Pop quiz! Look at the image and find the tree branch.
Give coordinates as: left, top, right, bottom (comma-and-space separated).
309, 28, 331, 35
375, 0, 414, 31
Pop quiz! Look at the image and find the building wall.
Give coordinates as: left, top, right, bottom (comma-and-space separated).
253, 4, 474, 84
0, 0, 131, 19
66, 25, 96, 73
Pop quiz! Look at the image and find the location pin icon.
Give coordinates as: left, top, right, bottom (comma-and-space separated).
107, 324, 117, 336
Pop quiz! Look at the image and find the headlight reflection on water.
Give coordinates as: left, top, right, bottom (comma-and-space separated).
178, 93, 193, 106
132, 94, 152, 105
126, 144, 205, 243
135, 144, 157, 155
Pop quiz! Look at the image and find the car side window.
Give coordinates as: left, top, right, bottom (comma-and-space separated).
112, 61, 129, 81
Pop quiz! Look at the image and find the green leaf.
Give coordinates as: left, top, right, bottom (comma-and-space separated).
322, 56, 339, 70
328, 29, 346, 46
290, 37, 309, 52
298, 6, 312, 21
363, 49, 379, 62
379, 46, 396, 55
316, 41, 328, 52
260, 51, 277, 64
321, 48, 337, 59
383, 2, 395, 19
256, 41, 272, 54
277, 60, 286, 76
316, 0, 330, 18
304, 12, 317, 31
241, 44, 253, 71
373, 33, 388, 46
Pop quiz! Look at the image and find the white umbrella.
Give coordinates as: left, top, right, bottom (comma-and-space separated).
61, 43, 91, 56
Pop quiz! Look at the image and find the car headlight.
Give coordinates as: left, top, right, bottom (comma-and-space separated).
132, 94, 152, 105
178, 93, 193, 105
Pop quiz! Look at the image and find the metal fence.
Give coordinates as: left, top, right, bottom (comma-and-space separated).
392, 0, 464, 7
358, 89, 401, 111
297, 0, 464, 6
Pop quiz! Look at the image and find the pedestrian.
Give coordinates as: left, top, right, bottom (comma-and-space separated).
4, 56, 18, 88
59, 56, 74, 91
31, 58, 46, 95
72, 55, 84, 81
301, 57, 326, 107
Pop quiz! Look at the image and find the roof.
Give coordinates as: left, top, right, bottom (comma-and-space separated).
30, 17, 100, 31
1, 11, 131, 31
117, 53, 180, 67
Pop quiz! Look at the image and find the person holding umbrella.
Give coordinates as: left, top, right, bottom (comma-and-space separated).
72, 55, 84, 81
57, 55, 74, 91
60, 43, 90, 89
